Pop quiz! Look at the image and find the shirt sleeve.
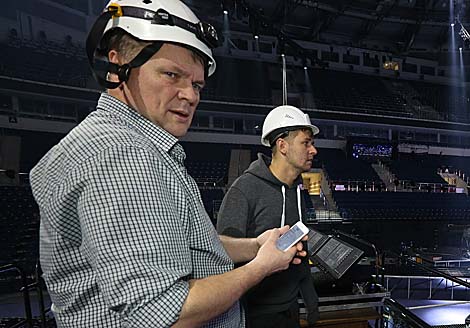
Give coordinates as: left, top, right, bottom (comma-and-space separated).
78, 145, 191, 327
216, 185, 250, 238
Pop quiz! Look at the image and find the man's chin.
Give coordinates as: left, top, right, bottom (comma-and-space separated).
168, 125, 191, 138
303, 164, 313, 172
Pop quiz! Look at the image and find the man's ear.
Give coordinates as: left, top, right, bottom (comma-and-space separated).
276, 138, 289, 155
107, 49, 121, 83
108, 48, 123, 64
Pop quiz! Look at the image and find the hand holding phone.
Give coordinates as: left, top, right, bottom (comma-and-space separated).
276, 221, 309, 252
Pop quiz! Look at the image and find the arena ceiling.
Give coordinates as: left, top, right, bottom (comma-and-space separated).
188, 0, 470, 61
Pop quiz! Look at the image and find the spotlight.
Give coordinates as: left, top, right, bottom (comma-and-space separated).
451, 23, 455, 27
254, 35, 259, 39
302, 58, 308, 70
460, 47, 463, 51
221, 0, 231, 16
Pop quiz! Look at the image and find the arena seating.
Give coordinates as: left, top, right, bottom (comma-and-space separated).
429, 154, 470, 180
409, 80, 470, 123
0, 39, 89, 88
183, 144, 230, 223
2, 34, 470, 129
385, 152, 470, 188
334, 191, 470, 220
0, 184, 40, 326
199, 188, 225, 224
386, 157, 447, 185
308, 69, 410, 117
185, 160, 229, 185
315, 148, 382, 186
0, 186, 39, 276
203, 57, 272, 104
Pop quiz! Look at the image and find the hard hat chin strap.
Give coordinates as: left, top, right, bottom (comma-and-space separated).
86, 5, 163, 89
267, 126, 306, 147
106, 42, 163, 88
86, 8, 119, 89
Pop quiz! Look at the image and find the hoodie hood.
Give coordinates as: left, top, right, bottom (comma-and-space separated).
244, 153, 281, 185
245, 153, 303, 187
245, 153, 304, 227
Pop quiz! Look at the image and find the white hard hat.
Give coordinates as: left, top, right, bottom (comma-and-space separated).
261, 105, 320, 147
86, 0, 217, 88
102, 0, 216, 75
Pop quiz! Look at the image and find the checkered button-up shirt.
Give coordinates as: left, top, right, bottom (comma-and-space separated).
30, 93, 243, 327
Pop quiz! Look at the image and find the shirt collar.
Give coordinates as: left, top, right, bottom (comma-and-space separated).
97, 93, 186, 164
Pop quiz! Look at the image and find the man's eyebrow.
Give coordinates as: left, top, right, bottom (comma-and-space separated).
163, 62, 184, 74
195, 79, 206, 88
165, 62, 206, 86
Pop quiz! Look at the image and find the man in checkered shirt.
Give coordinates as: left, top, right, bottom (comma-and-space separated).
30, 0, 307, 327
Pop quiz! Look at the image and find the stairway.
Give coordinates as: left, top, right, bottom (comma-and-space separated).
310, 195, 326, 211
440, 172, 469, 195
304, 169, 344, 222
306, 195, 340, 223
372, 162, 398, 191
313, 209, 343, 222
319, 169, 338, 211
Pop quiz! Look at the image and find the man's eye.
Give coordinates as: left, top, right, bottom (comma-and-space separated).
164, 72, 177, 78
193, 83, 203, 92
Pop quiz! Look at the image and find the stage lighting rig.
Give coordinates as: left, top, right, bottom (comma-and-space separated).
458, 20, 470, 41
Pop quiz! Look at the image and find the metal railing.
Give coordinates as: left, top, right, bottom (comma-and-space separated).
383, 298, 432, 328
0, 264, 33, 328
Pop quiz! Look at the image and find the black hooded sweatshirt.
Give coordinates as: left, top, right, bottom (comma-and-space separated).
217, 153, 318, 320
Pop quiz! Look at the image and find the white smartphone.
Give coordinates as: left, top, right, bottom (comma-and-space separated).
276, 221, 309, 252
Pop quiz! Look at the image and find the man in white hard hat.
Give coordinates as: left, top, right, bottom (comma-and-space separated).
217, 105, 320, 327
29, 2, 306, 327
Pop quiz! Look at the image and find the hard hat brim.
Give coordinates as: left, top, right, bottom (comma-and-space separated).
262, 124, 320, 147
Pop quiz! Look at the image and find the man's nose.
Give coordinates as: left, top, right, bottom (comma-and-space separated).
178, 82, 199, 104
310, 145, 317, 156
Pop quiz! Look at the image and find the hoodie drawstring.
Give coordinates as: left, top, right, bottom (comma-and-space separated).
280, 185, 303, 227
281, 185, 286, 227
297, 185, 303, 223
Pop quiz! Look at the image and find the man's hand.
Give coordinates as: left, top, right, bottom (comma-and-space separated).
251, 227, 296, 275
255, 226, 308, 267
255, 228, 276, 248
294, 235, 308, 264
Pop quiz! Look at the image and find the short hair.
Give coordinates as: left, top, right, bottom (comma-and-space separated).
271, 128, 312, 155
98, 28, 151, 62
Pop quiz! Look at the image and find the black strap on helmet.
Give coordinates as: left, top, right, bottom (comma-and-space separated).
106, 42, 163, 86
86, 6, 120, 89
86, 4, 218, 89
86, 5, 163, 89
267, 126, 308, 147
121, 7, 219, 49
